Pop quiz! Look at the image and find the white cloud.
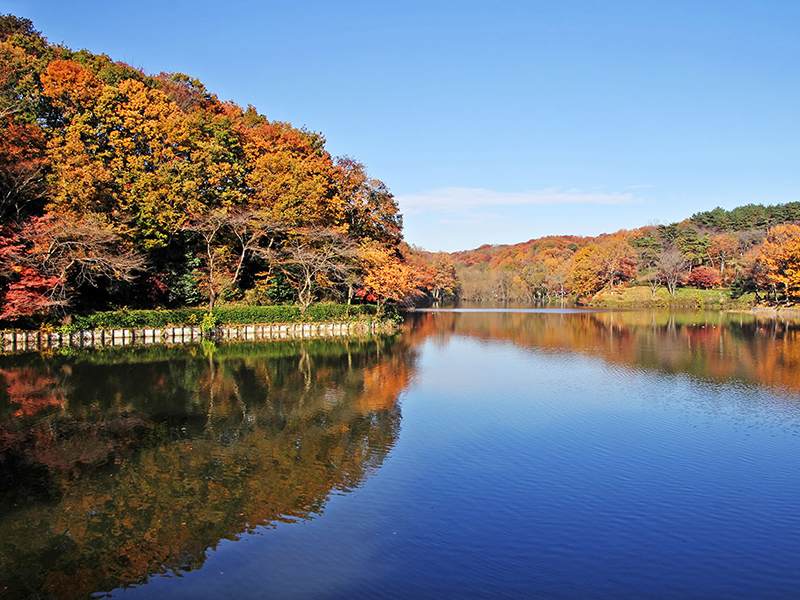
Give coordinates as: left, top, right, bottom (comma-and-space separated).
396, 187, 639, 215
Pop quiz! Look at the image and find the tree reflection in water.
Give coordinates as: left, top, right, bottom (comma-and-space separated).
0, 336, 416, 599
4, 309, 799, 599
406, 309, 800, 392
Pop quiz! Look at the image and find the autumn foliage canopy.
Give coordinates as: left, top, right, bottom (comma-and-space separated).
0, 14, 432, 321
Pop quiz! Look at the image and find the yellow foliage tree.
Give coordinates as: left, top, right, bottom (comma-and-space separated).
570, 236, 637, 298
571, 244, 601, 298
757, 224, 800, 301
42, 60, 248, 249
240, 114, 344, 228
594, 235, 638, 295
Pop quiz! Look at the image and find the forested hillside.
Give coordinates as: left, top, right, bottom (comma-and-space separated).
0, 14, 441, 324
450, 202, 800, 304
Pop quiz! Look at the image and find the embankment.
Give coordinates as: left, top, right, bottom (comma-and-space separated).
1, 320, 396, 354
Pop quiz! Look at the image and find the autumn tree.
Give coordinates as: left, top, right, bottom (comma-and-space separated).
0, 14, 414, 318
272, 228, 356, 312
0, 264, 62, 319
0, 18, 50, 224
595, 235, 637, 295
240, 112, 343, 228
428, 252, 459, 301
656, 248, 689, 296
0, 119, 48, 223
0, 17, 48, 123
357, 242, 417, 315
513, 263, 543, 302
181, 208, 281, 310
731, 246, 770, 300
1, 214, 143, 318
41, 60, 248, 249
457, 263, 495, 302
571, 245, 601, 299
688, 266, 722, 289
154, 72, 214, 113
542, 248, 574, 300
334, 156, 403, 245
570, 236, 636, 299
707, 234, 739, 278
757, 224, 800, 301
403, 248, 436, 301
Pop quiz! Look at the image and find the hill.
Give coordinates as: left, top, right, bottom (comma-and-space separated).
0, 14, 420, 324
443, 205, 800, 305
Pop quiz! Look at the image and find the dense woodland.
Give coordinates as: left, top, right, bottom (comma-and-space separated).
0, 15, 452, 325
2, 14, 800, 326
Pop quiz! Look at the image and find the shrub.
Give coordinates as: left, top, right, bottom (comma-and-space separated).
200, 312, 217, 333
69, 303, 381, 330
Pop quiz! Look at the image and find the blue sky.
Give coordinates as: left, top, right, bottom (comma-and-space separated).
4, 0, 798, 251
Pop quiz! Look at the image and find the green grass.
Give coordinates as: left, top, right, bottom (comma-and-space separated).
589, 286, 757, 309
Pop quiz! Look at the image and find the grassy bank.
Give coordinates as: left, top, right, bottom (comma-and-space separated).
588, 286, 758, 310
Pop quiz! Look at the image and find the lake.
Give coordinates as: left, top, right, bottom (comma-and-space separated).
2, 309, 800, 599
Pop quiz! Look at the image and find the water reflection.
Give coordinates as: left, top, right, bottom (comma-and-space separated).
4, 310, 800, 599
0, 337, 416, 599
407, 309, 800, 391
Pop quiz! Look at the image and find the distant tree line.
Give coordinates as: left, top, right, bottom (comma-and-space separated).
453, 206, 800, 305
691, 202, 800, 231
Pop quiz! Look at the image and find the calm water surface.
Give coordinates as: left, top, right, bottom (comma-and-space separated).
2, 309, 800, 599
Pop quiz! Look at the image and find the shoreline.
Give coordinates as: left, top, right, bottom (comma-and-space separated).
749, 306, 800, 319
0, 320, 398, 355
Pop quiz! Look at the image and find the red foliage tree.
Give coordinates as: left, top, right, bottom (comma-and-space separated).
0, 215, 143, 319
688, 266, 722, 289
0, 267, 62, 319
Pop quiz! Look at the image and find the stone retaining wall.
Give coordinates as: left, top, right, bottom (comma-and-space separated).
1, 321, 387, 354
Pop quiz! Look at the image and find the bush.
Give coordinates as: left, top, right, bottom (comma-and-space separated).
70, 303, 381, 330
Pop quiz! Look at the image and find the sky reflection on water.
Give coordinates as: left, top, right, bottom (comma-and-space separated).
2, 310, 800, 599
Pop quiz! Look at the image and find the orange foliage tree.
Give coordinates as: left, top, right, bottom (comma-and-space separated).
357, 243, 418, 314
594, 235, 638, 295
757, 224, 800, 301
240, 110, 343, 228
707, 233, 740, 278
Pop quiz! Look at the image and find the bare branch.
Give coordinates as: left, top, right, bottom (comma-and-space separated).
271, 227, 356, 311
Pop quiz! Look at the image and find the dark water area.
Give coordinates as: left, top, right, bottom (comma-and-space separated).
2, 310, 800, 599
